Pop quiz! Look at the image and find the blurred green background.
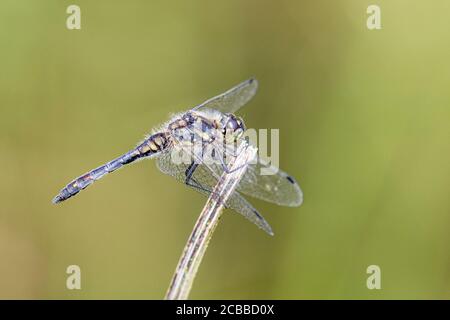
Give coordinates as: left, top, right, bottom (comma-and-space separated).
0, 0, 449, 299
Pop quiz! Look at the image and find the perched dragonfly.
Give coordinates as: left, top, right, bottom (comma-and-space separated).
53, 79, 303, 235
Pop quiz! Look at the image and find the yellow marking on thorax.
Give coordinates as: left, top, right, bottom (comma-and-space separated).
169, 119, 188, 131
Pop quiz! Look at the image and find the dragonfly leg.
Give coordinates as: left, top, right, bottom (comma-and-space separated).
184, 161, 230, 207
184, 162, 212, 194
184, 161, 199, 184
217, 146, 252, 175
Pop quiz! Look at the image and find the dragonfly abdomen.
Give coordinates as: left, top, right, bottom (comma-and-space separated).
136, 132, 169, 155
52, 132, 170, 204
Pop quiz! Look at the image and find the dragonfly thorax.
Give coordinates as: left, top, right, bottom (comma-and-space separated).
170, 112, 217, 145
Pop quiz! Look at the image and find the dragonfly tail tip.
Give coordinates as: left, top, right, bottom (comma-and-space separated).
264, 224, 274, 236
52, 195, 63, 204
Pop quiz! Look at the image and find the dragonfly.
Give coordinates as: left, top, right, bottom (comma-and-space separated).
52, 78, 303, 235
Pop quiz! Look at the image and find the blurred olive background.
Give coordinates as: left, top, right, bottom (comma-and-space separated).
0, 0, 449, 299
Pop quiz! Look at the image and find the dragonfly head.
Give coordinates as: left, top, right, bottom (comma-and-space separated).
221, 114, 245, 141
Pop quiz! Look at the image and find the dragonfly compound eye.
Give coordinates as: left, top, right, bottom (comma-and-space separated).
222, 114, 245, 136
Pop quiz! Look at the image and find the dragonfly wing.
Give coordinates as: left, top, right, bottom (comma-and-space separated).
237, 156, 303, 207
193, 78, 258, 114
226, 190, 274, 236
197, 137, 303, 207
155, 151, 273, 235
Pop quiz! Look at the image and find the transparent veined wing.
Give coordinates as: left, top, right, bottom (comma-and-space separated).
195, 135, 303, 207
155, 150, 273, 235
193, 78, 258, 114
237, 157, 303, 207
